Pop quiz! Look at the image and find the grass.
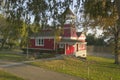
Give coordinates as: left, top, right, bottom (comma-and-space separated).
0, 69, 24, 80
0, 53, 27, 61
30, 56, 120, 80
0, 49, 27, 62
0, 49, 25, 80
0, 49, 56, 61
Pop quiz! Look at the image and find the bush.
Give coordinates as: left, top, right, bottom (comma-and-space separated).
36, 53, 56, 59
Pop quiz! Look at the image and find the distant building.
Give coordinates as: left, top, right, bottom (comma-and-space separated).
29, 7, 87, 58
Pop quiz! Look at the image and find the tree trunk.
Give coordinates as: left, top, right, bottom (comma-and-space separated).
115, 54, 120, 64
114, 36, 120, 64
114, 0, 120, 64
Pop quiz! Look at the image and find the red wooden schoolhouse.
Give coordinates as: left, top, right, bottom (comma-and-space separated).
29, 8, 87, 58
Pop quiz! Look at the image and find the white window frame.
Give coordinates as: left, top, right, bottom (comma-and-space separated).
35, 38, 44, 46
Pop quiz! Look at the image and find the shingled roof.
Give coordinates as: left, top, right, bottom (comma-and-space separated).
31, 30, 55, 37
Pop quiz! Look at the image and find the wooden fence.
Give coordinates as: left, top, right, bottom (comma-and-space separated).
87, 46, 113, 54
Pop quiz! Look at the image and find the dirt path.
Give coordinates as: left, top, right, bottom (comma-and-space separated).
2, 63, 82, 80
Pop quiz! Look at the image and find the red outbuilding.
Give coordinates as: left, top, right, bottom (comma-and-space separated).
29, 7, 87, 58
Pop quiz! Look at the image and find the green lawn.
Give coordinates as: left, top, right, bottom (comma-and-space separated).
0, 49, 27, 61
0, 70, 24, 80
0, 49, 25, 80
30, 56, 120, 80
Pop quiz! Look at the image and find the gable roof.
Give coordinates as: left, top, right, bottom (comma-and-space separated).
64, 7, 74, 15
62, 7, 75, 17
76, 32, 82, 37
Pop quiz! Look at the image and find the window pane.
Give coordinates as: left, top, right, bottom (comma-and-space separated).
36, 38, 44, 46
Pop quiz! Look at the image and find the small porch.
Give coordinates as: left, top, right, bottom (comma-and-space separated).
58, 39, 86, 55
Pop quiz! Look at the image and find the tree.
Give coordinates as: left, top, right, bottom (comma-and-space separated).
0, 16, 18, 48
86, 33, 106, 46
0, 15, 33, 49
83, 0, 120, 64
19, 22, 40, 48
0, 0, 83, 26
86, 34, 95, 46
0, 15, 9, 48
0, 15, 18, 48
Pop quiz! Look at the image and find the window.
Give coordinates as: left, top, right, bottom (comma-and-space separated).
59, 44, 64, 48
35, 38, 44, 46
